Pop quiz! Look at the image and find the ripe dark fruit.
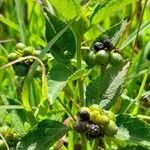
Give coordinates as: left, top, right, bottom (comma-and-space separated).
89, 124, 100, 136
7, 52, 19, 62
110, 52, 123, 66
74, 120, 89, 133
84, 51, 96, 67
79, 107, 90, 121
104, 120, 118, 136
0, 140, 7, 150
15, 43, 26, 50
13, 63, 28, 77
94, 42, 104, 51
95, 50, 109, 65
103, 39, 113, 50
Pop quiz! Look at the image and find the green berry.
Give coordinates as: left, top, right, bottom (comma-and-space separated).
95, 50, 109, 65
106, 111, 116, 122
104, 120, 118, 136
90, 110, 100, 124
89, 104, 102, 113
15, 43, 26, 50
22, 46, 34, 56
110, 52, 123, 66
96, 114, 110, 126
32, 50, 41, 56
7, 52, 19, 62
84, 51, 96, 67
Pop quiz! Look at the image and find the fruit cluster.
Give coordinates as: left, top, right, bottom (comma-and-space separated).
0, 126, 19, 149
7, 43, 49, 77
74, 104, 118, 141
84, 37, 123, 67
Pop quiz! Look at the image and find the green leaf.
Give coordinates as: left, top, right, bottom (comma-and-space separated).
17, 120, 71, 150
45, 8, 76, 63
90, 20, 128, 49
48, 80, 66, 104
116, 114, 150, 147
68, 68, 86, 81
86, 61, 130, 109
91, 0, 134, 25
49, 63, 73, 81
49, 0, 80, 20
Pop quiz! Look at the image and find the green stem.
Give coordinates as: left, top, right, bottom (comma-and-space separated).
81, 134, 87, 150
132, 68, 149, 116
93, 138, 99, 150
57, 98, 76, 121
133, 0, 148, 52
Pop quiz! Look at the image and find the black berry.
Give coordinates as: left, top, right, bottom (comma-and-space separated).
86, 132, 96, 141
79, 110, 90, 121
103, 39, 113, 50
94, 42, 104, 51
89, 124, 100, 136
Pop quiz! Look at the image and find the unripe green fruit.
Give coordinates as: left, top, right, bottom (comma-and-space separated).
96, 114, 110, 126
95, 50, 109, 65
7, 52, 19, 62
89, 104, 102, 113
13, 63, 28, 77
79, 107, 91, 121
15, 43, 26, 50
22, 46, 34, 56
0, 140, 7, 150
90, 110, 100, 124
106, 111, 116, 122
84, 51, 96, 67
104, 120, 118, 136
110, 52, 123, 66
32, 50, 41, 56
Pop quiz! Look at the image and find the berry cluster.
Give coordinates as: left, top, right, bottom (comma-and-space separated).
84, 37, 123, 67
74, 104, 118, 141
0, 126, 19, 149
7, 43, 49, 77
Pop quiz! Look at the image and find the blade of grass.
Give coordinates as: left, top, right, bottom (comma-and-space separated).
14, 0, 26, 43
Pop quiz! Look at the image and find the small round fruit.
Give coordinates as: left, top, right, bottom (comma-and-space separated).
89, 104, 102, 113
79, 107, 91, 121
96, 114, 110, 126
7, 52, 19, 62
22, 46, 34, 56
90, 110, 100, 124
13, 63, 28, 77
88, 124, 100, 136
104, 120, 118, 136
94, 42, 104, 51
0, 140, 7, 150
110, 52, 123, 66
15, 43, 26, 50
74, 119, 89, 133
95, 50, 109, 65
32, 50, 41, 56
103, 39, 113, 50
84, 51, 96, 67
106, 111, 116, 122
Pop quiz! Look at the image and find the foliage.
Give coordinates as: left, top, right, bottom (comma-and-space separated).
0, 0, 150, 149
